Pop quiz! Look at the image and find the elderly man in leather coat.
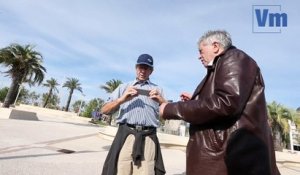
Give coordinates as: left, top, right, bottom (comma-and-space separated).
159, 30, 280, 175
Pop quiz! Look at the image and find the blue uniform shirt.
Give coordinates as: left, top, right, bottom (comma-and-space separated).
106, 79, 164, 127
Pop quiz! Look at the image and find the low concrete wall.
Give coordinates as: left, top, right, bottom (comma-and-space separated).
0, 107, 12, 119
0, 104, 89, 122
16, 104, 78, 118
9, 109, 38, 121
1, 104, 189, 149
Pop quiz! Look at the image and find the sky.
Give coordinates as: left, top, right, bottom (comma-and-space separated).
0, 0, 299, 109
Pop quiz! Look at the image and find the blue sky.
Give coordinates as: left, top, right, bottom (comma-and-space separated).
0, 0, 299, 109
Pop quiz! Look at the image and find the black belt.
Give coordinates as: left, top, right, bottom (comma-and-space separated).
122, 123, 155, 131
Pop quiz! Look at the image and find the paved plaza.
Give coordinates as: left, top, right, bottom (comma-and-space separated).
0, 105, 300, 175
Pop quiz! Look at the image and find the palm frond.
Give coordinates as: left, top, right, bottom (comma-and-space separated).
100, 79, 122, 93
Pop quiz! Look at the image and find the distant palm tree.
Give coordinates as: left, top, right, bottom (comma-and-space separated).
100, 79, 122, 93
0, 44, 46, 108
267, 101, 292, 150
63, 78, 82, 111
100, 79, 122, 125
43, 78, 59, 107
42, 93, 60, 109
28, 91, 40, 106
72, 100, 86, 113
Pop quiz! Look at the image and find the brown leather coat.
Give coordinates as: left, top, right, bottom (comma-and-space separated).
163, 46, 280, 175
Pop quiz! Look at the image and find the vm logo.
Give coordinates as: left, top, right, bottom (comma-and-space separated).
252, 5, 288, 33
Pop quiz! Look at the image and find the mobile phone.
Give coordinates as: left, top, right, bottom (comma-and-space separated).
136, 89, 151, 96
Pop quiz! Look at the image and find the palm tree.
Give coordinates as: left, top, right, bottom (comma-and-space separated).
100, 79, 122, 93
42, 93, 60, 109
72, 100, 86, 113
0, 44, 46, 108
28, 91, 40, 106
62, 78, 82, 111
43, 78, 59, 107
100, 79, 122, 125
267, 101, 293, 150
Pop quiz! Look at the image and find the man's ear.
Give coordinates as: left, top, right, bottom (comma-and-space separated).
212, 42, 221, 53
150, 68, 153, 75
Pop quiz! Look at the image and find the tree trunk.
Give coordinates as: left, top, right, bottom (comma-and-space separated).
107, 115, 112, 125
273, 126, 283, 151
43, 89, 53, 108
65, 89, 73, 111
2, 80, 19, 108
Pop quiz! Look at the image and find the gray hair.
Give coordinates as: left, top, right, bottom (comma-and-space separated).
198, 30, 232, 50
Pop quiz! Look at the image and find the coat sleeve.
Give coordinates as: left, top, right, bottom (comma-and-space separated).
162, 50, 259, 124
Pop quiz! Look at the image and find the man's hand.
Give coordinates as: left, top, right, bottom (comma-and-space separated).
101, 86, 138, 114
149, 89, 166, 105
159, 102, 168, 119
119, 86, 138, 103
180, 92, 192, 102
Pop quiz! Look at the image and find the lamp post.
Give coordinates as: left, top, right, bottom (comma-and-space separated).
77, 93, 85, 116
13, 84, 23, 106
288, 119, 294, 153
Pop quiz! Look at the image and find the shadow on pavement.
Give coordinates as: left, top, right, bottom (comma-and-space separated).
39, 119, 101, 128
0, 150, 96, 160
101, 145, 111, 151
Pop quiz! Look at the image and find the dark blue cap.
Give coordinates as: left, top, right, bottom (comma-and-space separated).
136, 54, 153, 67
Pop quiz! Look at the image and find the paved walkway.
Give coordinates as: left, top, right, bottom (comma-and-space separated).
0, 105, 300, 175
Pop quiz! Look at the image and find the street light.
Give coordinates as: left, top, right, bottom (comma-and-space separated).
13, 84, 23, 106
288, 119, 294, 153
77, 93, 85, 116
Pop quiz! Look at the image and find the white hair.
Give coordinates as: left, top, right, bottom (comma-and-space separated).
198, 30, 232, 50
